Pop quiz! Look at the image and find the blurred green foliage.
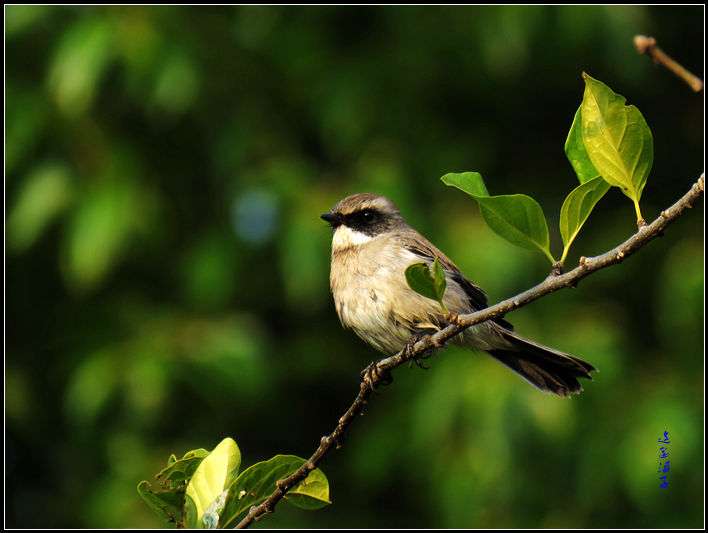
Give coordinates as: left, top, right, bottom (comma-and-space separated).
5, 5, 704, 528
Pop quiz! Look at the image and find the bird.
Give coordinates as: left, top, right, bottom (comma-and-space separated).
321, 192, 595, 396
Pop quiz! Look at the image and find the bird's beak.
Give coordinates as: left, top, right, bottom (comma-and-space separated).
320, 212, 341, 227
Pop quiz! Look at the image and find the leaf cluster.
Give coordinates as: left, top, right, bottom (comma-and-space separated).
138, 437, 330, 528
409, 73, 654, 301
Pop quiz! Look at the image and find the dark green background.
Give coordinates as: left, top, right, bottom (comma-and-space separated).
5, 5, 704, 528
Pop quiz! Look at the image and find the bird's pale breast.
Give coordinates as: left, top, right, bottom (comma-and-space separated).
330, 235, 477, 354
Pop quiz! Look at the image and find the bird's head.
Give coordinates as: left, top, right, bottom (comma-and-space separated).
321, 193, 405, 250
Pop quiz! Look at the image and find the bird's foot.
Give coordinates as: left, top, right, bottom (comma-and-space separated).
445, 311, 463, 326
404, 332, 434, 369
360, 361, 393, 392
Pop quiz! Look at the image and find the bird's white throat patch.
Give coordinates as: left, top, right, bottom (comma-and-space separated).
332, 225, 373, 250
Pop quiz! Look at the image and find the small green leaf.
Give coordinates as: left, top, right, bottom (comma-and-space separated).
564, 107, 600, 184
431, 258, 447, 305
137, 480, 184, 525
157, 448, 209, 487
442, 172, 554, 263
186, 438, 241, 527
441, 171, 490, 197
580, 73, 653, 222
220, 455, 331, 528
405, 259, 447, 311
405, 263, 437, 301
559, 176, 611, 263
183, 448, 211, 460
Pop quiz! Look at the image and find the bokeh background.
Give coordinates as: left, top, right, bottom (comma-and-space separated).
5, 5, 704, 529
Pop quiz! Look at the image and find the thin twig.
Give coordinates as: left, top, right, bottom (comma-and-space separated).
634, 35, 704, 92
235, 173, 704, 529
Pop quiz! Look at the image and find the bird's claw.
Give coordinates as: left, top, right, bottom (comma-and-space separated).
360, 361, 393, 392
404, 332, 434, 369
446, 311, 463, 326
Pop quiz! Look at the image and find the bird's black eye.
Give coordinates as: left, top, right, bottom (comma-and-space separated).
356, 209, 378, 225
343, 208, 381, 231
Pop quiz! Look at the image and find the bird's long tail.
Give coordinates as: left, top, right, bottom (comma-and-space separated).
486, 328, 596, 397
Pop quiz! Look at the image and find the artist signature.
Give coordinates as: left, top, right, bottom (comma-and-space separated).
657, 430, 670, 489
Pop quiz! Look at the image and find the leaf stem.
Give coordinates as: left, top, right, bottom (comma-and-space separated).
633, 199, 646, 228
542, 247, 557, 265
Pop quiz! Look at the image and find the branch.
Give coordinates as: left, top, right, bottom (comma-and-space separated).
634, 35, 704, 92
235, 173, 704, 529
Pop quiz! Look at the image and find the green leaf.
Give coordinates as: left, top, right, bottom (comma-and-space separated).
441, 170, 490, 197
63, 178, 137, 292
405, 258, 447, 311
441, 172, 554, 263
220, 455, 331, 528
5, 5, 54, 39
184, 494, 199, 529
186, 437, 241, 527
156, 448, 209, 487
62, 149, 161, 293
64, 348, 119, 426
7, 162, 73, 253
48, 16, 113, 116
559, 177, 611, 263
137, 480, 184, 525
431, 258, 447, 306
580, 73, 653, 221
564, 107, 600, 184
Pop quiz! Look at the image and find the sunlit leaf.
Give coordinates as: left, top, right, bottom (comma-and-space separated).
220, 455, 330, 528
442, 172, 554, 263
185, 438, 241, 527
564, 106, 600, 184
63, 176, 141, 292
8, 162, 73, 252
580, 73, 653, 221
48, 16, 113, 116
559, 176, 611, 262
283, 467, 331, 511
202, 489, 228, 529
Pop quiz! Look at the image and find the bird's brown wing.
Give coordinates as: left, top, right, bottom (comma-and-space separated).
399, 231, 514, 330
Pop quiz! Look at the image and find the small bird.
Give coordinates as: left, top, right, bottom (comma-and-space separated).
321, 193, 595, 396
